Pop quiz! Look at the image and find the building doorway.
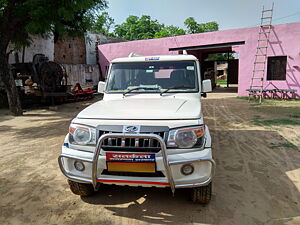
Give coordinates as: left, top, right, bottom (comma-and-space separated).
202, 52, 239, 89
169, 41, 244, 92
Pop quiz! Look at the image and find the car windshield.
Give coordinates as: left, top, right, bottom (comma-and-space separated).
106, 61, 198, 93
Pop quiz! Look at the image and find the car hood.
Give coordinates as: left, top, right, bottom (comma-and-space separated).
77, 97, 201, 120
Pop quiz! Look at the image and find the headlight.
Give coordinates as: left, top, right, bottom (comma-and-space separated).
69, 124, 96, 145
167, 126, 205, 149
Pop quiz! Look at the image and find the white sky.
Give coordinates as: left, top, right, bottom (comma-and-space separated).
106, 0, 300, 30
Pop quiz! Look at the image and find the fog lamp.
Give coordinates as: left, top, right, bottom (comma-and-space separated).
74, 161, 85, 171
181, 164, 194, 175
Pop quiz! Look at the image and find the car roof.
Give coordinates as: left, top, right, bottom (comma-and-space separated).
111, 54, 198, 63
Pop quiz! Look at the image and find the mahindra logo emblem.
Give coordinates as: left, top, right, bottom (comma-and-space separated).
123, 125, 140, 133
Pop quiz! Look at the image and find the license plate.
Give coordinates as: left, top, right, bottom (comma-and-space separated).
106, 153, 156, 173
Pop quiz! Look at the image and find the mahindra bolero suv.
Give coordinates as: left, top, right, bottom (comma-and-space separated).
58, 54, 215, 204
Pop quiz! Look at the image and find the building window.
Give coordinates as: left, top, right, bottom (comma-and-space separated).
267, 56, 287, 80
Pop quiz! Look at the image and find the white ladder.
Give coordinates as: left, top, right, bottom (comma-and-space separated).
248, 3, 274, 103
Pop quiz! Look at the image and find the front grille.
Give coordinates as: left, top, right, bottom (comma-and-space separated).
98, 131, 166, 153
101, 170, 165, 177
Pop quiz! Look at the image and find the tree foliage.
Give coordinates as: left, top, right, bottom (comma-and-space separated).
114, 15, 164, 40
206, 53, 235, 61
92, 11, 115, 37
154, 25, 186, 38
111, 15, 218, 40
0, 0, 108, 46
113, 15, 186, 40
184, 17, 218, 34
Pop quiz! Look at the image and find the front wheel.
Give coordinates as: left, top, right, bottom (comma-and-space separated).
191, 182, 212, 204
68, 180, 95, 197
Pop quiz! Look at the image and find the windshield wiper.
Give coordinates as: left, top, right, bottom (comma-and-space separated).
123, 87, 161, 96
160, 85, 194, 96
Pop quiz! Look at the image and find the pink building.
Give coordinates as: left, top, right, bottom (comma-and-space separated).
98, 22, 300, 97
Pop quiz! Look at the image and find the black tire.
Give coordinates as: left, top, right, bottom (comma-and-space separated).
191, 182, 212, 204
68, 180, 95, 197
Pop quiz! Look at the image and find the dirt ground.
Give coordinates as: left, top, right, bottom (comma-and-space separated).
0, 91, 300, 225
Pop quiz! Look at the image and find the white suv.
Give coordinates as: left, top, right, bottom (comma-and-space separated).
58, 54, 215, 204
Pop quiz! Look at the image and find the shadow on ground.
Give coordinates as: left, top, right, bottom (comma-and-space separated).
80, 128, 300, 225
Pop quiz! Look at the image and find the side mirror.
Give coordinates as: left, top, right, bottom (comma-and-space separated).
97, 81, 106, 93
202, 79, 212, 93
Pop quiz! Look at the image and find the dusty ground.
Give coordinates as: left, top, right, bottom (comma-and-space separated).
0, 91, 300, 225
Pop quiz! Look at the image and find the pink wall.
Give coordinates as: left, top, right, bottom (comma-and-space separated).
98, 23, 300, 97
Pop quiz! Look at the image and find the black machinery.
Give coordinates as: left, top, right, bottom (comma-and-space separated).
10, 54, 93, 107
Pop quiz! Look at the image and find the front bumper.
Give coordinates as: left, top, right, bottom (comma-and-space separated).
58, 133, 215, 193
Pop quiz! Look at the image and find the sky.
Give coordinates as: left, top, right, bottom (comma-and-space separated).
106, 0, 300, 31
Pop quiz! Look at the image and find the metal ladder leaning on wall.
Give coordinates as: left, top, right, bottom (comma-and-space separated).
248, 3, 274, 103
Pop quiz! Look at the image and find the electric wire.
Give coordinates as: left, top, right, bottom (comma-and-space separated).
244, 12, 300, 28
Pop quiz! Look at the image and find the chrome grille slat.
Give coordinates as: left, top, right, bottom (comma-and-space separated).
121, 138, 125, 147
108, 132, 112, 146
135, 138, 139, 147
98, 130, 166, 153
149, 133, 154, 147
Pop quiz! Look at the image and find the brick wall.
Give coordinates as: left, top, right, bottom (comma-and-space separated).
54, 36, 86, 64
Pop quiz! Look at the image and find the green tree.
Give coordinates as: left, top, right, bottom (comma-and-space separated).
198, 21, 219, 33
114, 15, 164, 40
0, 0, 107, 115
206, 53, 235, 61
92, 11, 115, 36
184, 17, 219, 34
184, 17, 199, 34
154, 25, 186, 38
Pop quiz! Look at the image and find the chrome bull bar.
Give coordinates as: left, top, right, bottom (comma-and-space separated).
170, 158, 216, 189
58, 154, 93, 183
92, 133, 176, 194
92, 133, 216, 194
58, 133, 216, 194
